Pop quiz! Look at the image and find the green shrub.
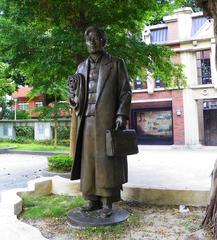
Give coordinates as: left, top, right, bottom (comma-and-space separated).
35, 139, 69, 146
48, 154, 73, 172
15, 126, 34, 139
0, 138, 70, 146
57, 126, 70, 140
4, 109, 30, 119
10, 137, 33, 144
16, 109, 30, 119
35, 139, 53, 145
57, 139, 70, 146
0, 138, 14, 143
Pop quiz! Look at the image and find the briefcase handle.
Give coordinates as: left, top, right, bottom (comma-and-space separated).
115, 124, 126, 131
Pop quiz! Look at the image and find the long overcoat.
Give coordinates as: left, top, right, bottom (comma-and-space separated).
70, 52, 132, 189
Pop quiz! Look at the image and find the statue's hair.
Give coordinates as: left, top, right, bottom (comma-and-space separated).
84, 26, 107, 46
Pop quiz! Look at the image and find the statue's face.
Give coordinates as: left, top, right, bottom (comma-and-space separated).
86, 31, 104, 54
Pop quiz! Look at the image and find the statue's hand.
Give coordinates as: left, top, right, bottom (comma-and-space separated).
115, 115, 127, 130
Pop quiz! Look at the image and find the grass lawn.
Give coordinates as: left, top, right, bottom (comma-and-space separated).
19, 195, 211, 239
20, 194, 85, 219
20, 194, 142, 239
0, 142, 69, 151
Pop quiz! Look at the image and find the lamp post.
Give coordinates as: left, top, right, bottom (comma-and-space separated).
14, 98, 17, 120
0, 107, 2, 120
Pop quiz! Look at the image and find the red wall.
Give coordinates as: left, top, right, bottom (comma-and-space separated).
172, 90, 185, 145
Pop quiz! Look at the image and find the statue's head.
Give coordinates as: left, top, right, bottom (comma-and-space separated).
84, 26, 107, 54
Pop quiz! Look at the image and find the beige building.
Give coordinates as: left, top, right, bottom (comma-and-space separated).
141, 7, 217, 146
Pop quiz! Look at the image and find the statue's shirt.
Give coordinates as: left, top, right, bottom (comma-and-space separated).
84, 54, 102, 116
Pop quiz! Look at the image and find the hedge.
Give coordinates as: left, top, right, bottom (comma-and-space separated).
14, 126, 34, 139
57, 126, 70, 140
47, 154, 73, 172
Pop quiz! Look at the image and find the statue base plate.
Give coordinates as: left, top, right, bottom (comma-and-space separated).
67, 207, 129, 228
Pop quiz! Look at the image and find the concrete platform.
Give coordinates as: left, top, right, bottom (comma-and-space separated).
128, 146, 217, 191
122, 146, 217, 206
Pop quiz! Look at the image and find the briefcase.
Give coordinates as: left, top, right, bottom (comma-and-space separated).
106, 129, 138, 157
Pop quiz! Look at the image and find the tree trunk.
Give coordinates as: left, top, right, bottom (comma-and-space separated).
69, 109, 77, 158
54, 118, 58, 147
202, 160, 217, 238
54, 96, 58, 147
196, 1, 217, 48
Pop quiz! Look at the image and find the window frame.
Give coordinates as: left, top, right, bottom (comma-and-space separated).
35, 101, 43, 108
18, 102, 29, 110
196, 50, 212, 85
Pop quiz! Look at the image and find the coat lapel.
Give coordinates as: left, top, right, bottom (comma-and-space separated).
78, 59, 89, 117
96, 53, 112, 104
84, 59, 89, 98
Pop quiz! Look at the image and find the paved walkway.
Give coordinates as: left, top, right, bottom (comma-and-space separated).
0, 147, 216, 194
127, 146, 217, 191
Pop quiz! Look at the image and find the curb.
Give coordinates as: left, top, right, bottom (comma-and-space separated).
0, 147, 16, 154
41, 169, 71, 179
122, 185, 209, 206
0, 176, 80, 240
4, 150, 69, 156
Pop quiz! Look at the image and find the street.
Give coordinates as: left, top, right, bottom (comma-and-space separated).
0, 154, 47, 192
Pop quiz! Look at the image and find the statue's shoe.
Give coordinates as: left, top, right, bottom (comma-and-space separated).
81, 200, 102, 212
100, 206, 113, 218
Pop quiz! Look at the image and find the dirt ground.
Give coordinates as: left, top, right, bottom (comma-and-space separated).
20, 202, 212, 240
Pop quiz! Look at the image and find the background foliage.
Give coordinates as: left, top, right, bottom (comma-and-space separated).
14, 126, 34, 139
48, 154, 73, 172
56, 126, 70, 141
0, 0, 194, 98
4, 109, 30, 120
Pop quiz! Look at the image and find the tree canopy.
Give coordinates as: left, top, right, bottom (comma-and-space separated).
0, 0, 192, 101
0, 62, 15, 98
0, 62, 15, 119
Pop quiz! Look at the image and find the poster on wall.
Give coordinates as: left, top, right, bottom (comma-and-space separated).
136, 110, 172, 138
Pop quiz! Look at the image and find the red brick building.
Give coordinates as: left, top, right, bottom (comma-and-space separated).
11, 86, 43, 118
11, 86, 71, 119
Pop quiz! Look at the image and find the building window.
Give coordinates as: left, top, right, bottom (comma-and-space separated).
150, 27, 168, 43
203, 99, 217, 110
155, 77, 164, 88
134, 76, 142, 90
196, 50, 212, 85
35, 101, 43, 108
18, 102, 29, 110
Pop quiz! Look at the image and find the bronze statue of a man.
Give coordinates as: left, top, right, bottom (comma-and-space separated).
69, 26, 131, 218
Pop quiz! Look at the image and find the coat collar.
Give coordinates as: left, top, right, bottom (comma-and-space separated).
100, 51, 112, 65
